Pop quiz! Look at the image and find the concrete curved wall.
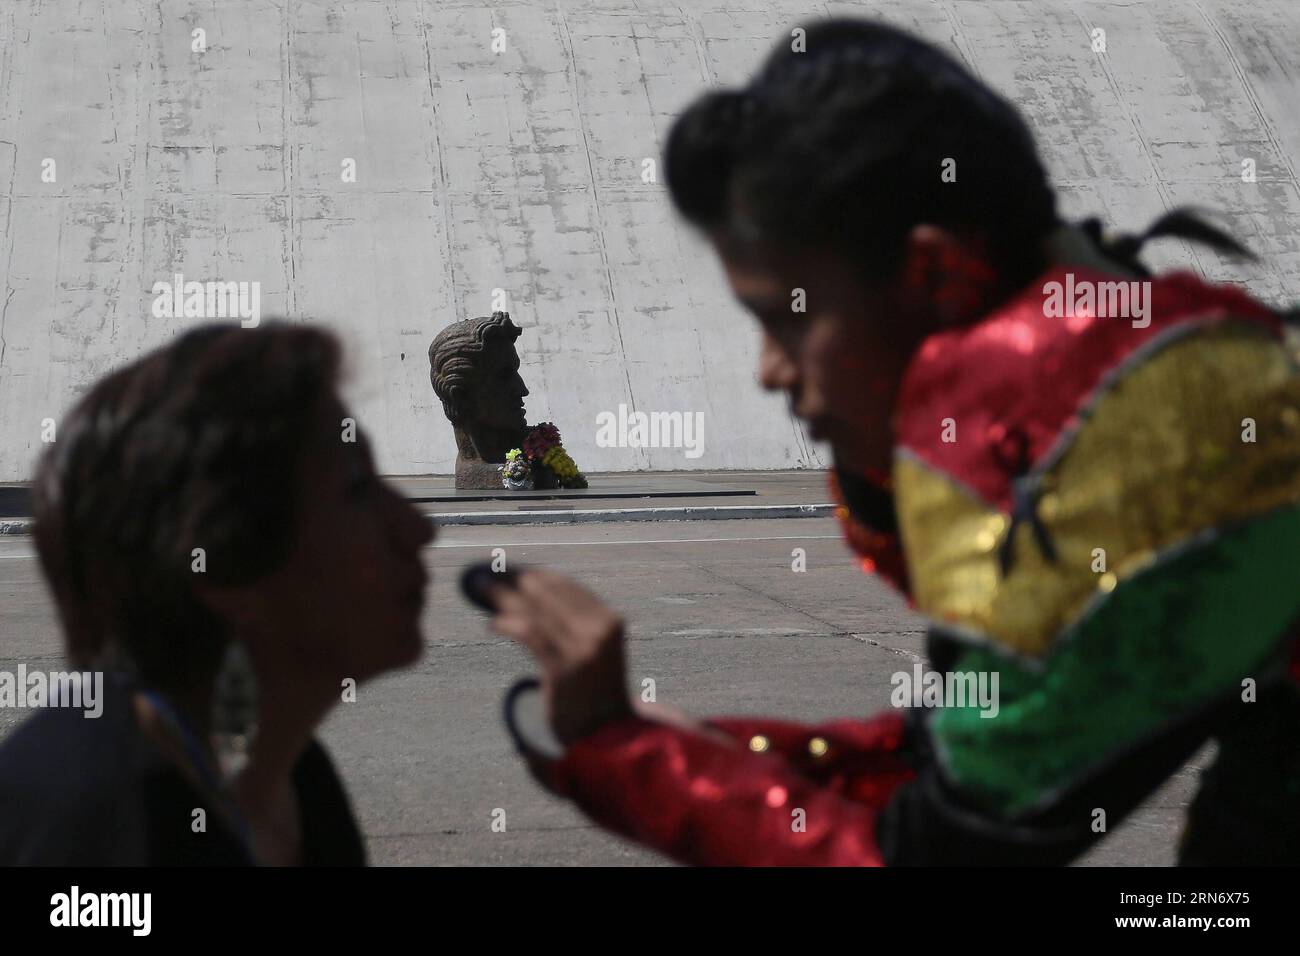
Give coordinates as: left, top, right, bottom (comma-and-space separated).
1, 0, 1298, 479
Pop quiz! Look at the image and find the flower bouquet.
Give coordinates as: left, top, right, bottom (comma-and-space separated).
499, 449, 533, 490
500, 422, 588, 491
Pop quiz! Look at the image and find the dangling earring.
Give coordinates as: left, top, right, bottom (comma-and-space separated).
211, 640, 259, 781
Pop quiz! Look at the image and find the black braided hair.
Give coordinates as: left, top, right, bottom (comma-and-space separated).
665, 18, 1060, 293
1079, 206, 1257, 280
666, 18, 1264, 312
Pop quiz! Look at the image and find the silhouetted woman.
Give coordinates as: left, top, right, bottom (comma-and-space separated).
0, 323, 433, 864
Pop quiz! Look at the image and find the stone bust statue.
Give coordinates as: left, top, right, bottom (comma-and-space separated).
429, 311, 531, 489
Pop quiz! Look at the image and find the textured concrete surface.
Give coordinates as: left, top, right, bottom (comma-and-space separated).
2, 0, 1299, 482
0, 518, 1207, 865
0, 468, 842, 530
0, 469, 809, 515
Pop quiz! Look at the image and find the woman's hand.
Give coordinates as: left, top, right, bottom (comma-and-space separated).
489, 568, 635, 745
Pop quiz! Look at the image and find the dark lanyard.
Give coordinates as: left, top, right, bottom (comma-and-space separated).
139, 689, 259, 864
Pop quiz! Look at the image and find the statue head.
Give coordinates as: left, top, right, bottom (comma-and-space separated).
429, 312, 530, 463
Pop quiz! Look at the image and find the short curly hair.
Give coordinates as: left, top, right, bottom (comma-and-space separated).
428, 311, 522, 424
31, 322, 342, 693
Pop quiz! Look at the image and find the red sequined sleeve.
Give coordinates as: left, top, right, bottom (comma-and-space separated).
545, 711, 914, 866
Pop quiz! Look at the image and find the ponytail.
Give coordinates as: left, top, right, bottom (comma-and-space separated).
1079, 207, 1257, 279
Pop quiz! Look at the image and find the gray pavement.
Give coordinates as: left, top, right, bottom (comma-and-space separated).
0, 516, 1208, 865
1, 469, 837, 532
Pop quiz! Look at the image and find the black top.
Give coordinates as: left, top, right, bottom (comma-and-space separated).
0, 672, 366, 866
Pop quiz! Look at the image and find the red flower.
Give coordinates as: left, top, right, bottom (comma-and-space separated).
523, 422, 562, 461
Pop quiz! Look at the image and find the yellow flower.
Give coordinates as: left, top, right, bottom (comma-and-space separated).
543, 446, 578, 479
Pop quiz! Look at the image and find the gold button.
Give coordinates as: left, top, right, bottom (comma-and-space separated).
748, 734, 770, 753
1039, 492, 1060, 522
1098, 572, 1117, 593
808, 737, 829, 758
975, 515, 1006, 553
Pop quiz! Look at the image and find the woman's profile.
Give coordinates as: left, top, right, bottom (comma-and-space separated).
0, 322, 434, 865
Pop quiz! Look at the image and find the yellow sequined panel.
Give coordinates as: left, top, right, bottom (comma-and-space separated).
895, 322, 1300, 658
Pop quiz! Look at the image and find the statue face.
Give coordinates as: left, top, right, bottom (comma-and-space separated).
470, 337, 530, 432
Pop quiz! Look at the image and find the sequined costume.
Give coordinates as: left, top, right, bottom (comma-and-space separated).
514, 254, 1300, 865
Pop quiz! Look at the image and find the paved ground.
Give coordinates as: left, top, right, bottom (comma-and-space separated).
1, 469, 834, 521
0, 515, 1208, 865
